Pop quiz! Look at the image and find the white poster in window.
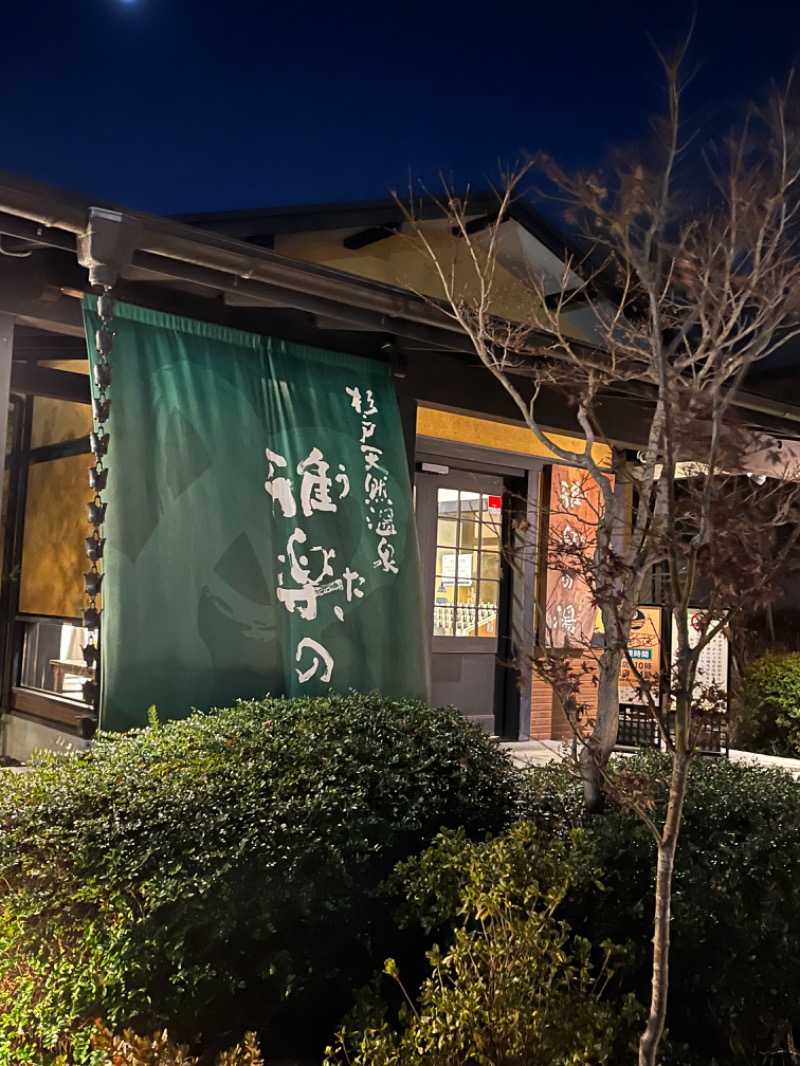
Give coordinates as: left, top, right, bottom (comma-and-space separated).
441, 553, 474, 586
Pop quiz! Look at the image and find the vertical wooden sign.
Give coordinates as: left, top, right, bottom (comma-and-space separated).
544, 464, 608, 648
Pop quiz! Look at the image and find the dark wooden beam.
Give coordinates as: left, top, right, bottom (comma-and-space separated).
245, 233, 275, 250
28, 436, 91, 464
343, 222, 400, 251
452, 213, 500, 238
13, 325, 89, 361
395, 348, 656, 448
0, 254, 84, 336
10, 364, 90, 404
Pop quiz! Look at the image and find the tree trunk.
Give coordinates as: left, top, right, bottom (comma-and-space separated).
578, 744, 604, 812
638, 749, 692, 1066
579, 647, 623, 812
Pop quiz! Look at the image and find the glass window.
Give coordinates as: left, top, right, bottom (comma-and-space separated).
19, 620, 90, 702
433, 487, 503, 639
19, 455, 91, 618
455, 607, 476, 637
479, 552, 500, 582
436, 517, 458, 548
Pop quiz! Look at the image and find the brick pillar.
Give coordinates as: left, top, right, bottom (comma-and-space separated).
529, 658, 600, 740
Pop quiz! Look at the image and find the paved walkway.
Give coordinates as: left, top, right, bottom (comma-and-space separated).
502, 740, 800, 776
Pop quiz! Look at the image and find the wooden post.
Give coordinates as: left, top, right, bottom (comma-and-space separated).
0, 314, 14, 528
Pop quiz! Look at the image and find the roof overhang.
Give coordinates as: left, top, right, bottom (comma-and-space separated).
0, 170, 799, 448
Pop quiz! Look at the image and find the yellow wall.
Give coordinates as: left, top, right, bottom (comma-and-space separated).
277, 229, 528, 317
19, 455, 91, 619
275, 228, 589, 343
417, 406, 612, 467
17, 391, 93, 618
31, 397, 92, 449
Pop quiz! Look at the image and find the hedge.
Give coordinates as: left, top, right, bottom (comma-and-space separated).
523, 752, 800, 1063
0, 693, 518, 1065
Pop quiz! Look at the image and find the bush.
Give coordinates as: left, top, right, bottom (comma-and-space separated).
89, 1024, 263, 1066
326, 823, 641, 1066
0, 693, 518, 1065
734, 651, 800, 755
523, 753, 800, 1063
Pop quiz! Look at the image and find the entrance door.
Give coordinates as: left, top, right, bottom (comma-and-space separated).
416, 470, 504, 731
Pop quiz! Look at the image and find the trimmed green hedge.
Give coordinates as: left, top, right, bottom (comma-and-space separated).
734, 651, 800, 755
523, 753, 800, 1063
0, 694, 518, 1065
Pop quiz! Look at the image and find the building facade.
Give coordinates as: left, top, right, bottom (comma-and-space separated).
0, 174, 795, 759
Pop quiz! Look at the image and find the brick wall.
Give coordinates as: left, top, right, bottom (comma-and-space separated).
530, 658, 600, 740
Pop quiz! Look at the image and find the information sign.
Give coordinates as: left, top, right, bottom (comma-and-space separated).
619, 606, 663, 705
671, 608, 730, 699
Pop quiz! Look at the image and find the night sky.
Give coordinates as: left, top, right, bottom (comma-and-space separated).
2, 0, 800, 217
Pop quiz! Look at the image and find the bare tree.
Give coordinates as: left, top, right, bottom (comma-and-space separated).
399, 57, 800, 1066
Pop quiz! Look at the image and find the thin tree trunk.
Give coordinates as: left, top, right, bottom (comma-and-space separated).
579, 648, 622, 812
767, 602, 777, 646
638, 749, 692, 1066
579, 744, 604, 811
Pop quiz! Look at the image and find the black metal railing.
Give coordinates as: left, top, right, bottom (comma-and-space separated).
615, 704, 729, 756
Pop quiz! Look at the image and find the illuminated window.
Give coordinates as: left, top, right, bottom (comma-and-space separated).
433, 489, 501, 638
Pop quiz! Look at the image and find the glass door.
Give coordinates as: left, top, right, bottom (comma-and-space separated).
417, 470, 505, 730
433, 485, 502, 644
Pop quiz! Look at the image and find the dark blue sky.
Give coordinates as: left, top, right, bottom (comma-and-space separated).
2, 0, 799, 216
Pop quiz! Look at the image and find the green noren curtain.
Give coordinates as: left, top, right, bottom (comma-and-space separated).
83, 299, 428, 731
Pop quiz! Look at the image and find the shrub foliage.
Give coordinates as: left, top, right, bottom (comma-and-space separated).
734, 651, 800, 755
0, 693, 517, 1064
326, 823, 641, 1066
89, 1025, 263, 1066
523, 753, 800, 1063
